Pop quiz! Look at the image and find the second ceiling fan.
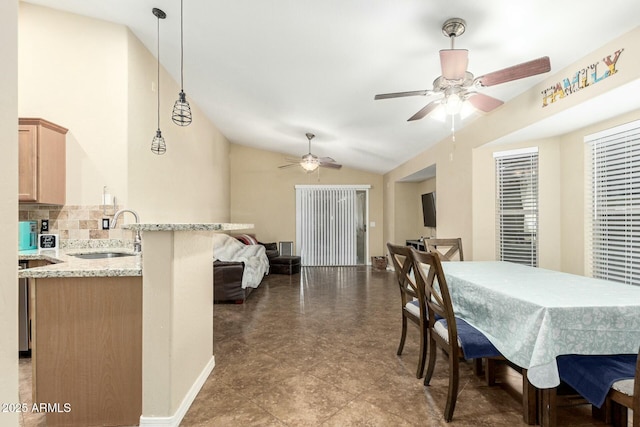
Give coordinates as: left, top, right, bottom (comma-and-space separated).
375, 18, 551, 121
278, 133, 342, 172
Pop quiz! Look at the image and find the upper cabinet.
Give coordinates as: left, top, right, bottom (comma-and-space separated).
19, 118, 68, 205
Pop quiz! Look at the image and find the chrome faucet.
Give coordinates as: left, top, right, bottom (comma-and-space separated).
111, 209, 142, 252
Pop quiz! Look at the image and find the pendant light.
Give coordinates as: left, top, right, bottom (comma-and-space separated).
171, 0, 192, 126
151, 7, 167, 155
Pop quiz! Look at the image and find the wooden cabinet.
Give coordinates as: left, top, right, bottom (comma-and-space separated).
31, 276, 142, 427
19, 118, 67, 205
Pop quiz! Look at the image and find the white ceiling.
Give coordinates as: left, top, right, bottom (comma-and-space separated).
23, 0, 640, 175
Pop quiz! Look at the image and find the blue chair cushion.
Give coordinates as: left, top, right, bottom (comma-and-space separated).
436, 318, 501, 360
557, 354, 637, 408
405, 300, 443, 321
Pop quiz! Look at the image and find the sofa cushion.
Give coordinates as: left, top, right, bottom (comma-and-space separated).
235, 234, 258, 245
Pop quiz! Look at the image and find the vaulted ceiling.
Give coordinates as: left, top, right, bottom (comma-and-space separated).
24, 0, 640, 174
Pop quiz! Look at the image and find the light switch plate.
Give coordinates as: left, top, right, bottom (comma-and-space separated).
102, 218, 110, 230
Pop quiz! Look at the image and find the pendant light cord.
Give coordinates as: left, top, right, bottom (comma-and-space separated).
180, 0, 184, 90
157, 14, 161, 129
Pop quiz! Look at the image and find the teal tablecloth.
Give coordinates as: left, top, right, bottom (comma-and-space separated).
440, 261, 640, 388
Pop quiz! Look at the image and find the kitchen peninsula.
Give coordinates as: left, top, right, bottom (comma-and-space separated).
19, 223, 252, 427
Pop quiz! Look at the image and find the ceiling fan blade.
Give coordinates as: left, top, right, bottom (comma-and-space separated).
408, 101, 440, 121
476, 56, 551, 87
320, 161, 342, 169
467, 93, 504, 112
278, 163, 300, 169
439, 49, 469, 80
318, 156, 335, 163
284, 156, 302, 163
374, 89, 431, 100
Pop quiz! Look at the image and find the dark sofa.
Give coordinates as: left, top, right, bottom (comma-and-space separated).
213, 260, 254, 303
213, 238, 301, 303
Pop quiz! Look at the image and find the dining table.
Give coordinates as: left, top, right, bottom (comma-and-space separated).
440, 261, 640, 425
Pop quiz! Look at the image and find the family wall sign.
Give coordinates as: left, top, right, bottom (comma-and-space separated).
541, 48, 624, 107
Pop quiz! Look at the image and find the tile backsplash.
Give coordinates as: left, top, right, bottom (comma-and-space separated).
19, 205, 134, 248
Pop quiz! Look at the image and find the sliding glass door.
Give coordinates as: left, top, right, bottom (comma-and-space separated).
295, 185, 370, 266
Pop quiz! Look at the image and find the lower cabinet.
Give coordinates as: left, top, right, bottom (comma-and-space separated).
31, 276, 142, 427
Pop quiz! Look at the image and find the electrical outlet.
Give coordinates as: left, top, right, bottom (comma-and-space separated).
41, 219, 49, 233
102, 218, 110, 230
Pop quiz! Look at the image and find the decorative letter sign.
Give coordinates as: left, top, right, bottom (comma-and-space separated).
541, 49, 624, 107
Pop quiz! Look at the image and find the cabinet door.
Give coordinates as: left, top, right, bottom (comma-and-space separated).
18, 125, 38, 202
37, 125, 66, 205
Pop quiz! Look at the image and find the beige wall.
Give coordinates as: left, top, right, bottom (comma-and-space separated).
0, 0, 19, 425
126, 30, 231, 223
229, 144, 385, 257
384, 26, 640, 264
19, 3, 129, 206
391, 177, 437, 248
18, 3, 231, 223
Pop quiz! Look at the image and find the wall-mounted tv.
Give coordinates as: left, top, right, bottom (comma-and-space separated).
421, 192, 436, 227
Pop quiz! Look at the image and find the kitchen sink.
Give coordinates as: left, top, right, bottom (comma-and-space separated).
71, 252, 136, 259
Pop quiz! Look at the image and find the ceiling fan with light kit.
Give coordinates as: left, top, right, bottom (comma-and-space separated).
278, 133, 342, 172
375, 18, 551, 122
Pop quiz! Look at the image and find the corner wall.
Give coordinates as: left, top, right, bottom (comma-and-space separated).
0, 0, 19, 425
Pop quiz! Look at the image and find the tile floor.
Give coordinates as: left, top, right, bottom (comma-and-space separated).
19, 266, 624, 426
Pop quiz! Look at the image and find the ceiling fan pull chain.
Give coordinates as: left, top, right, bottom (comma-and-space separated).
451, 114, 456, 142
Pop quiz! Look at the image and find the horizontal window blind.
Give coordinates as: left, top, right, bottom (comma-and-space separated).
495, 148, 538, 266
586, 120, 640, 285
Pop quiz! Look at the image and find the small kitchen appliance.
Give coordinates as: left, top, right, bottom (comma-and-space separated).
19, 221, 38, 250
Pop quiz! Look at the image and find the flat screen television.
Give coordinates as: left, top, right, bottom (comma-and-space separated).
421, 192, 436, 227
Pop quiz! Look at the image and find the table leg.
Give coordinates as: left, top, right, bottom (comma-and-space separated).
538, 387, 557, 427
522, 369, 538, 425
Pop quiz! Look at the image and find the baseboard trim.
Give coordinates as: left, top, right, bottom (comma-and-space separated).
139, 355, 215, 427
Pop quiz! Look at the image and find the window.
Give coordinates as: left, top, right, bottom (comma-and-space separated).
586, 120, 640, 285
494, 148, 539, 266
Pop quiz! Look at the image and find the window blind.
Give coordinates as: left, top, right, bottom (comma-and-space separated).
295, 185, 369, 266
494, 148, 539, 266
586, 120, 640, 286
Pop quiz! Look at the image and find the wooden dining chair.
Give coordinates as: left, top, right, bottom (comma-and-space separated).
424, 238, 464, 261
387, 242, 428, 379
552, 348, 640, 427
411, 248, 502, 422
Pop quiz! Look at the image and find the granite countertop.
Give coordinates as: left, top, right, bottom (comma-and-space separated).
18, 223, 252, 279
122, 222, 254, 232
19, 248, 142, 278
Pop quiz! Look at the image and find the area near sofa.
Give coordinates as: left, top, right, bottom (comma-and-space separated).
212, 233, 302, 303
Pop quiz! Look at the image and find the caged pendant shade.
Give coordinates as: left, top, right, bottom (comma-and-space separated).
151, 7, 167, 155
172, 0, 192, 126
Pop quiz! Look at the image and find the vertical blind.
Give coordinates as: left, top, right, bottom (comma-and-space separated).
494, 148, 539, 266
585, 120, 640, 286
296, 185, 368, 266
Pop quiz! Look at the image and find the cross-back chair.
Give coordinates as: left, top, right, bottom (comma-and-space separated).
387, 242, 428, 379
425, 238, 464, 261
411, 248, 501, 422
